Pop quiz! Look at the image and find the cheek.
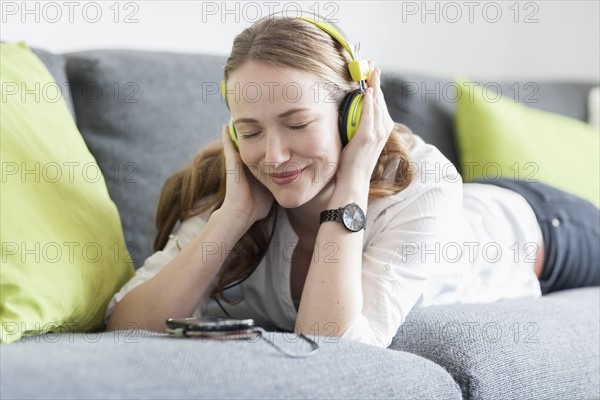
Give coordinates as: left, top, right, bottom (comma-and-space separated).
327, 107, 343, 154
303, 130, 338, 158
302, 131, 341, 176
323, 126, 343, 160
310, 111, 343, 155
239, 148, 261, 174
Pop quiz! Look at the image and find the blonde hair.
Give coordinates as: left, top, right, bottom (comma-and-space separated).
154, 16, 415, 304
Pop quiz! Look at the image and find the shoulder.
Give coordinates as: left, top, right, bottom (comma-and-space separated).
172, 210, 213, 244
166, 204, 218, 249
406, 134, 462, 197
368, 135, 463, 229
136, 206, 216, 276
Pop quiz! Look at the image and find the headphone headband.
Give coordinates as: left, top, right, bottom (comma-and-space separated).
295, 16, 356, 60
221, 12, 371, 99
294, 14, 370, 84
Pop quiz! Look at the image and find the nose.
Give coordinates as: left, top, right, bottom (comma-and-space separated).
264, 130, 290, 168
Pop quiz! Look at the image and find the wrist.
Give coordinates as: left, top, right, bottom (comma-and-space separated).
335, 169, 371, 190
210, 208, 255, 234
329, 181, 369, 212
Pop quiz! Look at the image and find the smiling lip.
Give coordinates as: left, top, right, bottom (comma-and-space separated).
268, 168, 305, 185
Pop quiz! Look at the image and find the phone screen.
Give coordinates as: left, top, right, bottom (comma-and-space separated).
166, 317, 255, 333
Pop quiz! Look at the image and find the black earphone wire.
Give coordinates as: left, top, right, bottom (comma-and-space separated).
212, 204, 279, 317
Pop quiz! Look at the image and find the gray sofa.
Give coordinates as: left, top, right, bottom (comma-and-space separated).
1, 47, 598, 400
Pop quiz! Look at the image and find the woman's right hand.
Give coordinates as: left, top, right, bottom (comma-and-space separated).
219, 124, 275, 226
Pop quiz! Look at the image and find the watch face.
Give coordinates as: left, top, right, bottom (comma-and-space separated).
342, 203, 366, 232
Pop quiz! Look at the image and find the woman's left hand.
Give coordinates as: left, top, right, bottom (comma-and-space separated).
335, 61, 395, 188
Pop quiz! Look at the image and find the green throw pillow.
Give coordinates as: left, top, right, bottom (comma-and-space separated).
0, 42, 135, 343
455, 79, 600, 208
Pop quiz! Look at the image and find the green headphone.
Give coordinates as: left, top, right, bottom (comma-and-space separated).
221, 15, 371, 151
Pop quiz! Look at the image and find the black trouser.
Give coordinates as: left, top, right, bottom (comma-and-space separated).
473, 178, 600, 295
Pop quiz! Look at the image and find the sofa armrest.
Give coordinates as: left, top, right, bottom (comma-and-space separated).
390, 287, 600, 400
1, 330, 461, 399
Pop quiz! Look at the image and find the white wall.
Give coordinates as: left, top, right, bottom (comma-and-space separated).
2, 0, 598, 81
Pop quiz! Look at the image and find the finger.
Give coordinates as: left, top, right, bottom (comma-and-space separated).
359, 87, 374, 141
369, 70, 383, 133
367, 60, 376, 88
369, 70, 385, 130
374, 100, 386, 142
373, 68, 384, 104
221, 124, 233, 152
223, 124, 242, 156
370, 68, 379, 105
371, 69, 394, 136
222, 124, 244, 170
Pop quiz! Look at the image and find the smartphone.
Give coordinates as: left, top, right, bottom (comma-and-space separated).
165, 317, 260, 339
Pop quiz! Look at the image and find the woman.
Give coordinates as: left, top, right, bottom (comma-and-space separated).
105, 15, 599, 348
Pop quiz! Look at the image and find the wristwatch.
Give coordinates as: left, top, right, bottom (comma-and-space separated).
320, 202, 366, 232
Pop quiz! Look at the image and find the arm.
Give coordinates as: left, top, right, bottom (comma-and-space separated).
107, 125, 275, 333
295, 181, 369, 338
295, 64, 463, 345
106, 208, 253, 332
295, 65, 393, 338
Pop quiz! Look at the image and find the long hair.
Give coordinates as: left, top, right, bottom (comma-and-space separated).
154, 16, 416, 304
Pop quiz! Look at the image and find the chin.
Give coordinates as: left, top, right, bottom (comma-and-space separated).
272, 187, 316, 209
274, 194, 307, 209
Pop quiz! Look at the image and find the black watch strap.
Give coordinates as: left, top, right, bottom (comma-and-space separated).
320, 208, 342, 224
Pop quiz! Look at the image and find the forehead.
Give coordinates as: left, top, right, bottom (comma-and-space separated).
226, 61, 330, 110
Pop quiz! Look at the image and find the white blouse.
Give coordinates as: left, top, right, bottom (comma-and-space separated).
105, 135, 543, 349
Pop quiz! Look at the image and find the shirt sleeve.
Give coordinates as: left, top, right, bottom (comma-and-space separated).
340, 162, 463, 348
104, 213, 214, 324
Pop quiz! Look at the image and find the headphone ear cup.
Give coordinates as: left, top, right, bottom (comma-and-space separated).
228, 118, 240, 152
338, 89, 364, 147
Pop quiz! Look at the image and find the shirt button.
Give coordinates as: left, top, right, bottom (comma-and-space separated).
551, 218, 560, 227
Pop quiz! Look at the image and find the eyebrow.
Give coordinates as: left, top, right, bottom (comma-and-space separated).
233, 108, 311, 124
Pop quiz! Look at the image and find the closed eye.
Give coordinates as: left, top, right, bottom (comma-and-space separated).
240, 131, 261, 140
240, 122, 311, 139
288, 122, 311, 131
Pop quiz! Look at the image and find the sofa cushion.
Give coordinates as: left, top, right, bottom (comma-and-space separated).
589, 86, 600, 127
381, 72, 460, 167
65, 50, 230, 267
390, 287, 600, 400
0, 42, 134, 343
455, 79, 600, 207
0, 331, 462, 400
380, 73, 598, 174
30, 47, 75, 119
